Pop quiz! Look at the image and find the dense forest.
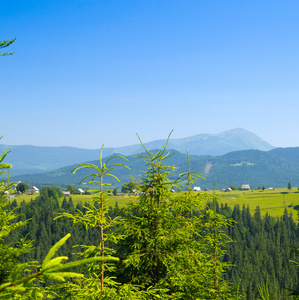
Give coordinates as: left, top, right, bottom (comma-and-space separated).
2, 141, 299, 299
3, 191, 299, 299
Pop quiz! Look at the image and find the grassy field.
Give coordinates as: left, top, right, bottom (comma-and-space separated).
8, 192, 138, 208
213, 188, 299, 218
8, 188, 299, 219
68, 193, 137, 207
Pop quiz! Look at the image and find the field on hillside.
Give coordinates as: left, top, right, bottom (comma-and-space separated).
9, 188, 299, 219
213, 188, 299, 218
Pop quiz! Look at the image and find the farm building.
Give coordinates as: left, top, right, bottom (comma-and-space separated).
241, 184, 250, 191
28, 186, 39, 194
74, 188, 84, 194
193, 187, 201, 191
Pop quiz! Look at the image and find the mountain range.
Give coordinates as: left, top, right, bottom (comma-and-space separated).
11, 147, 299, 190
1, 128, 274, 177
6, 127, 296, 190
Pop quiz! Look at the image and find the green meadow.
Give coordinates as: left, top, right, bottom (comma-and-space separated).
10, 188, 299, 219
10, 192, 137, 208
67, 193, 137, 208
213, 188, 299, 218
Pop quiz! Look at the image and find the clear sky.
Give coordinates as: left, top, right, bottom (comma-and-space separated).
1, 0, 299, 149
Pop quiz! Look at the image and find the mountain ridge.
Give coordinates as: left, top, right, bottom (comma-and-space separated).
0, 128, 274, 176
12, 146, 299, 190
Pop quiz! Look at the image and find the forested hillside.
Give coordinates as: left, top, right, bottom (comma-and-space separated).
13, 147, 299, 190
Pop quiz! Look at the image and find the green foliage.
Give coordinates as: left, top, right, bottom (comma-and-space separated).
0, 198, 32, 288
288, 182, 292, 191
121, 180, 137, 193
0, 38, 15, 56
56, 145, 129, 294
66, 185, 77, 194
0, 232, 115, 298
116, 134, 234, 299
0, 143, 117, 299
222, 203, 299, 299
0, 139, 25, 287
113, 188, 117, 196
257, 279, 274, 300
16, 182, 29, 193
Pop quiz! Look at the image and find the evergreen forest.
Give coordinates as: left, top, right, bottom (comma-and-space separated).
2, 139, 299, 299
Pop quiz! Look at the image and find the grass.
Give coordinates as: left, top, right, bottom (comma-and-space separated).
68, 193, 137, 208
8, 193, 39, 204
8, 188, 299, 219
6, 191, 138, 208
212, 188, 299, 218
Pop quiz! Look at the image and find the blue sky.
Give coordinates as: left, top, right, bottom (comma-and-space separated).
1, 0, 299, 149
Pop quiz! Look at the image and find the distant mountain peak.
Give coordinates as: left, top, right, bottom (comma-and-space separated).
1, 128, 275, 176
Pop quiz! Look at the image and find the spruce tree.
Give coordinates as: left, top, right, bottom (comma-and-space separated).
116, 134, 234, 299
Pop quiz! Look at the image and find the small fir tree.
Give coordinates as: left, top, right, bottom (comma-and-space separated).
56, 145, 130, 296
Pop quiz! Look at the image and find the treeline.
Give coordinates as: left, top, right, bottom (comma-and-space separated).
218, 203, 299, 299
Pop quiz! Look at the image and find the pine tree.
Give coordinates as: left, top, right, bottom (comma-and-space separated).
116, 134, 234, 299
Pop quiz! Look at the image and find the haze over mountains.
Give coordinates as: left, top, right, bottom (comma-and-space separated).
1, 128, 274, 177
12, 147, 299, 190
4, 127, 299, 189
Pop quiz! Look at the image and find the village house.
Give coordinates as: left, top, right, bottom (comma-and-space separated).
241, 184, 250, 191
74, 188, 84, 195
28, 186, 39, 194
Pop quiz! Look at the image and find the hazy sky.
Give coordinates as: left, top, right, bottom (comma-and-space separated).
1, 0, 299, 149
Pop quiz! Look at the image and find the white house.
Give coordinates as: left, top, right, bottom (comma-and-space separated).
193, 187, 201, 191
241, 184, 250, 191
28, 186, 39, 194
